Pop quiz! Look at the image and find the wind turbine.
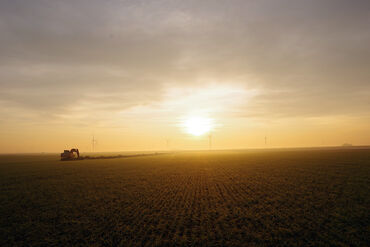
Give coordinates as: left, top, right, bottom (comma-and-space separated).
166, 139, 170, 150
208, 133, 212, 150
92, 135, 97, 152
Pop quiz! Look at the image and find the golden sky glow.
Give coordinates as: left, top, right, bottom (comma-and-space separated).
0, 0, 369, 153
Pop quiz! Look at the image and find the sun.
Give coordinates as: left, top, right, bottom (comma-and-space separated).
183, 116, 213, 136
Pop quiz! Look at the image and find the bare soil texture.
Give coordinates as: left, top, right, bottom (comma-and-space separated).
0, 149, 369, 246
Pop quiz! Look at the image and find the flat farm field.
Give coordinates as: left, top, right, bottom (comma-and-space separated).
0, 149, 369, 246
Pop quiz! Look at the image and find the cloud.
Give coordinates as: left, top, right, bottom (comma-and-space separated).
0, 0, 369, 128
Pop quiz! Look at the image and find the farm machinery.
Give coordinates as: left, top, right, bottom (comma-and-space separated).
60, 148, 166, 161
60, 148, 80, 161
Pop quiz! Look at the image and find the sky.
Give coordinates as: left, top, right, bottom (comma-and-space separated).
0, 0, 369, 153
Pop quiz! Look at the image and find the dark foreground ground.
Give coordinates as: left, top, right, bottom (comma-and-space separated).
0, 149, 369, 246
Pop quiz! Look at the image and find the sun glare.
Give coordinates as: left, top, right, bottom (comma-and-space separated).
184, 117, 213, 136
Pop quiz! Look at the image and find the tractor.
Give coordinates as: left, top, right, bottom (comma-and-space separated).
60, 148, 80, 161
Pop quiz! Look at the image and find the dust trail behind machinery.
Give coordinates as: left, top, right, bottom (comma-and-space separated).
61, 152, 169, 161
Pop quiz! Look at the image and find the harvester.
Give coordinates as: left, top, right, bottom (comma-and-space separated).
60, 148, 80, 161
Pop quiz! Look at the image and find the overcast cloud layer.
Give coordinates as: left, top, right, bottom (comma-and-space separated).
1, 0, 370, 127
